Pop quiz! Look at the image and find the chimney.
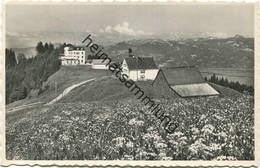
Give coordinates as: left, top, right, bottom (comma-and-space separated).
128, 48, 134, 58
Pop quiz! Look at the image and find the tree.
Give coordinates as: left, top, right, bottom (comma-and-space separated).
17, 53, 26, 64
207, 74, 254, 95
49, 43, 54, 51
6, 43, 62, 104
9, 86, 27, 102
44, 42, 49, 52
36, 42, 45, 54
6, 49, 16, 68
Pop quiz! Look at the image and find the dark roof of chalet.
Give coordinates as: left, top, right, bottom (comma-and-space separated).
153, 67, 220, 97
162, 66, 205, 85
66, 44, 85, 50
125, 57, 158, 70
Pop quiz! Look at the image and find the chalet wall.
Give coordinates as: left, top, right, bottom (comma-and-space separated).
144, 69, 159, 80
129, 69, 158, 81
121, 60, 129, 76
92, 64, 109, 69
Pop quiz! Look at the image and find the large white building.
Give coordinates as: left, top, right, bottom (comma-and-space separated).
60, 44, 86, 65
121, 56, 159, 81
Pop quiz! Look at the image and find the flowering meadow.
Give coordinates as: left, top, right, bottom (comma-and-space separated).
6, 95, 254, 160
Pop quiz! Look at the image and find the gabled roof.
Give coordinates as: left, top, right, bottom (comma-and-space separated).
125, 57, 158, 70
153, 67, 220, 97
163, 66, 205, 85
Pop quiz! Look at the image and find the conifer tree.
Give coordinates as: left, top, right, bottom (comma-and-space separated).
36, 42, 45, 54
44, 42, 49, 52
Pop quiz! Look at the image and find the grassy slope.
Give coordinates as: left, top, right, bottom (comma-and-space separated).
7, 65, 109, 108
59, 76, 242, 103
6, 68, 252, 160
7, 65, 242, 109
59, 77, 156, 103
6, 95, 254, 160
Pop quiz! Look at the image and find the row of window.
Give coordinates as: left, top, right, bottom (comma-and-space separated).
68, 51, 84, 55
64, 56, 85, 59
65, 60, 85, 64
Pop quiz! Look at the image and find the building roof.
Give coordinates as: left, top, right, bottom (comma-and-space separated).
125, 57, 158, 70
66, 44, 85, 51
163, 66, 205, 85
171, 83, 219, 97
92, 59, 110, 65
153, 67, 220, 97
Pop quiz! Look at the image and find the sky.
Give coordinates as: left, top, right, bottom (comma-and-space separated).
6, 4, 254, 38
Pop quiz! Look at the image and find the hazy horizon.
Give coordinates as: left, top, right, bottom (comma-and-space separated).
6, 4, 254, 36
6, 3, 255, 48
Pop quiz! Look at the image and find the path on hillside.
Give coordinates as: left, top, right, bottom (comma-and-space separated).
7, 78, 96, 113
7, 102, 44, 113
45, 78, 96, 105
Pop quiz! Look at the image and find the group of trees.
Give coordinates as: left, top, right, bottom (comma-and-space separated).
5, 49, 16, 68
205, 74, 254, 95
6, 42, 62, 104
36, 42, 55, 54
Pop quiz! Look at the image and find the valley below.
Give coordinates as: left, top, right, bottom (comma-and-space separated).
200, 68, 254, 86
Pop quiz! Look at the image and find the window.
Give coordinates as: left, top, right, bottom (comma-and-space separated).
141, 69, 145, 73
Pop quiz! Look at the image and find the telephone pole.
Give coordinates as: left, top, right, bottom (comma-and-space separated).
55, 82, 57, 95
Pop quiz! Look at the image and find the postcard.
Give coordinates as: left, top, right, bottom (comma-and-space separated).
1, 1, 259, 167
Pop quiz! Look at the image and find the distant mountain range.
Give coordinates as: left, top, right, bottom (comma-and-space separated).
6, 31, 252, 48
6, 31, 147, 48
104, 35, 254, 68
7, 32, 254, 68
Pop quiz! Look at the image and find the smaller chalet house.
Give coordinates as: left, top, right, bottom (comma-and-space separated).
60, 44, 86, 65
121, 57, 159, 81
153, 66, 220, 97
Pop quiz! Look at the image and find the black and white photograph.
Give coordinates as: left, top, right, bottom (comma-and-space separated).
3, 2, 257, 165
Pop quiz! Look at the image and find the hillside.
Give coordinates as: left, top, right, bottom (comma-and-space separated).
6, 67, 252, 161
104, 35, 254, 69
6, 93, 253, 160
8, 65, 243, 109
58, 76, 242, 104
7, 66, 108, 108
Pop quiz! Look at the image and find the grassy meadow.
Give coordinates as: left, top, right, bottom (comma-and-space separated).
6, 95, 254, 160
6, 76, 254, 160
6, 65, 254, 160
